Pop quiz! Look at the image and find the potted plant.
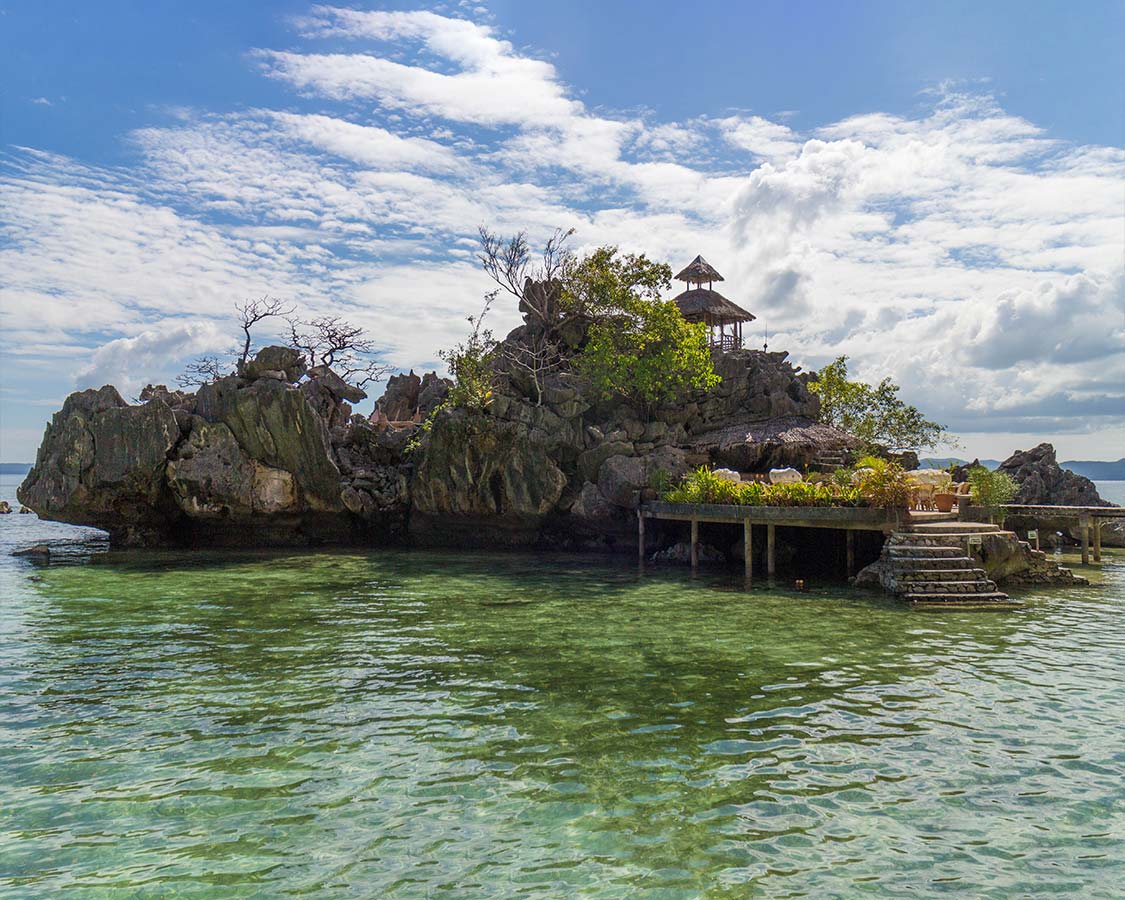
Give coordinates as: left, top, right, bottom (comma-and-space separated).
933, 491, 956, 513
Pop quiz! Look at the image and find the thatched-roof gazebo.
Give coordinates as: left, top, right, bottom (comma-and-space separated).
671, 256, 755, 351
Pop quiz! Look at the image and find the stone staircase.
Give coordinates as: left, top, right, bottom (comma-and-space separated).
881, 522, 1016, 607
809, 451, 848, 474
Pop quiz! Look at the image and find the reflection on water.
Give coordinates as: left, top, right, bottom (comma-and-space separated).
1, 486, 1123, 898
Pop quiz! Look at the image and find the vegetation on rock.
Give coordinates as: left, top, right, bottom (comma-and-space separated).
664, 467, 864, 508
966, 464, 1018, 521
809, 355, 949, 452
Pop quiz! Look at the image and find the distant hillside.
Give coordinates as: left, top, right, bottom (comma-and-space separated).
918, 456, 1125, 481
1061, 459, 1125, 481
0, 463, 31, 475
918, 457, 1000, 470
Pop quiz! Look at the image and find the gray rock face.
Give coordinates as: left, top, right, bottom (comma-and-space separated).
243, 346, 306, 382
376, 371, 452, 421
18, 387, 180, 545
999, 443, 1108, 507
996, 442, 1123, 548
410, 409, 567, 545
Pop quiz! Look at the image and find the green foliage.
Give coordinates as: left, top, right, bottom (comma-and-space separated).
439, 294, 498, 411
559, 246, 671, 318
809, 355, 951, 452
966, 465, 1017, 520
648, 467, 672, 496
663, 467, 864, 508
562, 246, 719, 411
403, 401, 446, 457
852, 457, 913, 508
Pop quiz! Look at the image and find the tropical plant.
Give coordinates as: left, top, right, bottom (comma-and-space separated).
439, 293, 498, 410
809, 355, 951, 452
663, 468, 864, 508
852, 456, 912, 508
966, 465, 1018, 521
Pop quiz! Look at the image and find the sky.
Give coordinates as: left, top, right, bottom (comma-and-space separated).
1, 0, 1123, 463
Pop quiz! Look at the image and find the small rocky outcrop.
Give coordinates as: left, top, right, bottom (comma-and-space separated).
19, 347, 411, 547
999, 443, 1107, 507
995, 443, 1122, 548
376, 370, 451, 422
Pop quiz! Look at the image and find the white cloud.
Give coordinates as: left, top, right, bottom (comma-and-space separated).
2, 6, 1123, 460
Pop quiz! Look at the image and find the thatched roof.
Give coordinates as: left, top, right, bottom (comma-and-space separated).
673, 288, 756, 325
675, 255, 724, 284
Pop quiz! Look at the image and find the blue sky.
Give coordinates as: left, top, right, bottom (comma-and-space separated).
2, 1, 1123, 461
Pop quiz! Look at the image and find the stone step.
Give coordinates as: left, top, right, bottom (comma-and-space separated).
892, 568, 989, 582
886, 545, 966, 558
904, 579, 999, 594
909, 521, 1000, 534
889, 556, 979, 571
903, 591, 1014, 606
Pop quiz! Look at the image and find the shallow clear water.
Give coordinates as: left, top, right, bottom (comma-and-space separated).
2, 476, 1124, 898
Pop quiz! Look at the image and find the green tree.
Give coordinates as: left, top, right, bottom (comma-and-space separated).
562, 247, 719, 412
439, 293, 498, 411
809, 355, 951, 452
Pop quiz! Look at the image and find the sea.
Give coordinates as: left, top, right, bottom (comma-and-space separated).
1, 471, 1123, 898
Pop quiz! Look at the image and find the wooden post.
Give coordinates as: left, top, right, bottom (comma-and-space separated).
767, 524, 776, 576
1080, 512, 1090, 565
1093, 518, 1101, 563
690, 519, 699, 570
846, 530, 855, 577
744, 518, 753, 582
637, 511, 645, 565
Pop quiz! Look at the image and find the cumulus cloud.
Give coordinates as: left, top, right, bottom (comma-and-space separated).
2, 5, 1123, 460
76, 320, 229, 398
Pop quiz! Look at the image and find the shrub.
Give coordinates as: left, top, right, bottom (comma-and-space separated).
662, 468, 865, 508
852, 457, 912, 508
966, 465, 1018, 520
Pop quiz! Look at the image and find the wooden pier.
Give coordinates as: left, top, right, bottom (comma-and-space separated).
1001, 505, 1125, 564
639, 501, 913, 579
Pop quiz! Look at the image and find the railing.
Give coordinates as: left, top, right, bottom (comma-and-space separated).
710, 333, 742, 351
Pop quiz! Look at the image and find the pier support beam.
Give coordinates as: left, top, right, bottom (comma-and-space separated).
637, 512, 645, 565
1080, 512, 1090, 565
846, 530, 855, 577
690, 519, 699, 570
744, 519, 753, 582
767, 524, 776, 576
1093, 518, 1101, 563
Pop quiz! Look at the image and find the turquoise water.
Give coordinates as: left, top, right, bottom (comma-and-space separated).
2, 478, 1124, 898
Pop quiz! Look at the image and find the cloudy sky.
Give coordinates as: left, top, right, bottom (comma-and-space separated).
2, 0, 1123, 462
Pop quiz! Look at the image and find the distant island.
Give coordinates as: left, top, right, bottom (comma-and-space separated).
0, 463, 32, 475
920, 457, 1125, 481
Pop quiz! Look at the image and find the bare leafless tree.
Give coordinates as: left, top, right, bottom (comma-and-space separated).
499, 333, 563, 407
288, 315, 388, 388
477, 226, 574, 326
236, 296, 294, 367
175, 354, 227, 389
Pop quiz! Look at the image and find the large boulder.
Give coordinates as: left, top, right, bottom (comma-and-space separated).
196, 376, 341, 511
306, 365, 367, 404
165, 420, 299, 519
998, 443, 1108, 507
996, 443, 1122, 548
18, 387, 181, 544
242, 346, 305, 382
410, 409, 567, 544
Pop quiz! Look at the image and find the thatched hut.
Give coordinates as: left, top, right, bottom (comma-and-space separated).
671, 255, 755, 351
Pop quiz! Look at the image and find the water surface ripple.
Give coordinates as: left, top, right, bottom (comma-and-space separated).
2, 527, 1123, 897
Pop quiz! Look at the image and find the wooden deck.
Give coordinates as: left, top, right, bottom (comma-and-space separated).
1001, 504, 1124, 564
638, 501, 932, 578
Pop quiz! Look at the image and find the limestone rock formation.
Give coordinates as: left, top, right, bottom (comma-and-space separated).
994, 443, 1123, 548
998, 443, 1107, 507
19, 298, 867, 551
